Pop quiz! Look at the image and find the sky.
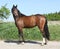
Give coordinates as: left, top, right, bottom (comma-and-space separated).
0, 0, 60, 22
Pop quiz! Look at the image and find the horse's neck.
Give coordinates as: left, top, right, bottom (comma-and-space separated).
18, 10, 26, 16
18, 11, 26, 17
13, 15, 19, 21
20, 13, 26, 16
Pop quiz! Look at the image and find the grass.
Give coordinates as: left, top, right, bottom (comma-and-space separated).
0, 22, 60, 41
49, 25, 60, 41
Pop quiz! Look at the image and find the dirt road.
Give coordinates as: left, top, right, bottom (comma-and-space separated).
0, 40, 60, 49
48, 21, 60, 25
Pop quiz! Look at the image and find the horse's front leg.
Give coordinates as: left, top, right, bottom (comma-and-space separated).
18, 28, 25, 43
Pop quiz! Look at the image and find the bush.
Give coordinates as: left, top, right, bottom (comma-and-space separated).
45, 11, 60, 21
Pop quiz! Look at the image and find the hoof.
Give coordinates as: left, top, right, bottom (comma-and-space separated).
17, 41, 24, 45
41, 43, 47, 46
21, 42, 24, 45
44, 43, 47, 45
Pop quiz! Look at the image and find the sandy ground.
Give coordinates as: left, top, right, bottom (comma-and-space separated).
0, 40, 60, 49
48, 21, 60, 25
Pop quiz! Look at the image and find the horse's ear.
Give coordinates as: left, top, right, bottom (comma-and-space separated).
16, 5, 17, 8
13, 5, 15, 7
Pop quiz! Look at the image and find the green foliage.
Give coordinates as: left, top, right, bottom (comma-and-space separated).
0, 22, 60, 41
0, 20, 3, 23
0, 5, 10, 19
45, 12, 60, 21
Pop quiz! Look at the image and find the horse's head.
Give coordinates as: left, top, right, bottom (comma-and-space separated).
12, 5, 19, 16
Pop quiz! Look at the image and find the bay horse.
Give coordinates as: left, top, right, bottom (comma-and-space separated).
11, 5, 50, 45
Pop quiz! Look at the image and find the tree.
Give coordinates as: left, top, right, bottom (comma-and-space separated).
0, 5, 10, 19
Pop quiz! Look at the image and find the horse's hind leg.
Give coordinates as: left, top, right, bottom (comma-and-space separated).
41, 31, 47, 45
39, 27, 47, 45
38, 20, 47, 45
39, 26, 47, 45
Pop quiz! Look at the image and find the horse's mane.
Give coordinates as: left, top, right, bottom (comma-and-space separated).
18, 10, 26, 16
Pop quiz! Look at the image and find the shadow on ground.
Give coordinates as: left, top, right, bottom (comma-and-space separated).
4, 40, 41, 45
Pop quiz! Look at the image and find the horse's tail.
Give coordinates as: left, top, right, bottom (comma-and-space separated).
44, 19, 50, 40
